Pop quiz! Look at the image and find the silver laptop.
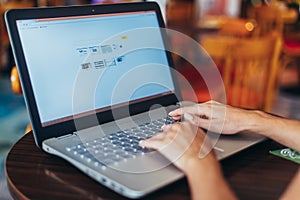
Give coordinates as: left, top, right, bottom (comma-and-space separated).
5, 2, 265, 198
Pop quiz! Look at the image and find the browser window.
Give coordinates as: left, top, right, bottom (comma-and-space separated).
16, 11, 175, 126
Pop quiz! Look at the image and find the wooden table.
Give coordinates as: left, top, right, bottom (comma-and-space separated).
5, 132, 299, 200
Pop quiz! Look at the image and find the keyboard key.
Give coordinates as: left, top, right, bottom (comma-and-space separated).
66, 118, 166, 166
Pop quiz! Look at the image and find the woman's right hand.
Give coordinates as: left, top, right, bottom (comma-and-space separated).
169, 100, 257, 135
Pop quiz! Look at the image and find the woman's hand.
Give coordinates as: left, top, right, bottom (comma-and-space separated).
169, 100, 257, 134
139, 121, 217, 174
139, 121, 237, 200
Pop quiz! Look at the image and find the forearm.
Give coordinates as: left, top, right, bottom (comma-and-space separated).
245, 110, 300, 151
184, 158, 237, 200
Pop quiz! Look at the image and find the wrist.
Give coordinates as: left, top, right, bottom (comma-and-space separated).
244, 109, 274, 137
183, 152, 220, 177
243, 110, 262, 132
182, 152, 237, 200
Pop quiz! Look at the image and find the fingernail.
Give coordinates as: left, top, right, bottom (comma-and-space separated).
169, 111, 175, 115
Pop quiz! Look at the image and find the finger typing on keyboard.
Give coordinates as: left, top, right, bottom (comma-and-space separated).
164, 115, 182, 125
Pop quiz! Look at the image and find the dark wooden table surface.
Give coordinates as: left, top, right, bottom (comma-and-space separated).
5, 131, 299, 200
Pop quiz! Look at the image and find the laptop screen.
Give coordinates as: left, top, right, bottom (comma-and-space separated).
16, 10, 175, 127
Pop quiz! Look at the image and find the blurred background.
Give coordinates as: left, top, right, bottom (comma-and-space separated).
1, 0, 300, 199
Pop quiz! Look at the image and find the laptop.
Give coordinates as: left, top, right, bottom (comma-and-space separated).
5, 2, 265, 198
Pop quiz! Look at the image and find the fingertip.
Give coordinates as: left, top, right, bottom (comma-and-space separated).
169, 108, 181, 116
139, 140, 152, 149
168, 110, 176, 116
139, 140, 145, 146
139, 138, 162, 150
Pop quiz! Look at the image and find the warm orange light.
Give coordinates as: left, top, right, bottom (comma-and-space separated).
245, 22, 255, 32
10, 66, 22, 94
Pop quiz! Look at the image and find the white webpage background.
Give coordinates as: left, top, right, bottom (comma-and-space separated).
17, 12, 174, 123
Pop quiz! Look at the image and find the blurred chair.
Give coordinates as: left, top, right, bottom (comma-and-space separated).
248, 4, 283, 37
218, 17, 256, 38
201, 33, 282, 112
196, 16, 256, 38
248, 4, 300, 93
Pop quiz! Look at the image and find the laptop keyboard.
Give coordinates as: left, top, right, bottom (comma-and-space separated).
66, 117, 178, 169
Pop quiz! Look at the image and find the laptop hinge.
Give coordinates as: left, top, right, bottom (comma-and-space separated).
56, 133, 75, 139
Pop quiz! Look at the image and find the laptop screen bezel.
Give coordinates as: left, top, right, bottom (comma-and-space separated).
5, 2, 182, 148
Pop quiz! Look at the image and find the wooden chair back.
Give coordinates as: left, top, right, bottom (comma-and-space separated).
248, 5, 283, 37
218, 17, 256, 38
201, 33, 282, 111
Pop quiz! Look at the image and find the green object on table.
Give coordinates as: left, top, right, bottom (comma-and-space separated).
270, 148, 300, 164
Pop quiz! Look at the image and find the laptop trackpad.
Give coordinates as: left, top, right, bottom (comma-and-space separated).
108, 151, 175, 174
